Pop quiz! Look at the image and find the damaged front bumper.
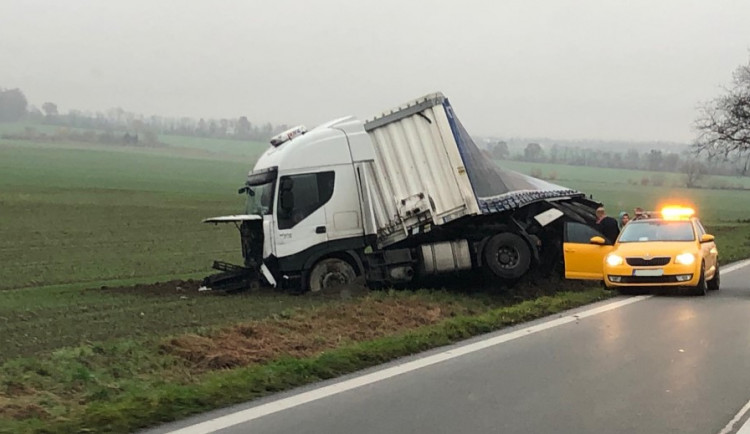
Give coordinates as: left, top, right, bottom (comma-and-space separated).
199, 260, 276, 292
201, 214, 275, 292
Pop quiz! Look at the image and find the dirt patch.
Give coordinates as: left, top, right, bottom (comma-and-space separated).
0, 397, 50, 420
161, 297, 460, 371
97, 278, 375, 300
98, 279, 204, 297
306, 278, 371, 300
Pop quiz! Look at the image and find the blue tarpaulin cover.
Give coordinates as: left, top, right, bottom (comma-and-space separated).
443, 99, 581, 214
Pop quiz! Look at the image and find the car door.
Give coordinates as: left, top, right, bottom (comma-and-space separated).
695, 219, 718, 277
563, 221, 614, 280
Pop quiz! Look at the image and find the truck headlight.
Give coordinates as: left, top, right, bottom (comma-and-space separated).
675, 253, 695, 265
606, 254, 624, 266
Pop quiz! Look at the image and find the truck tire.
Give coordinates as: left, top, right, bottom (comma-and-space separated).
308, 258, 356, 292
483, 233, 532, 280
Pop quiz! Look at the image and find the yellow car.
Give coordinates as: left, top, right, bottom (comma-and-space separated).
563, 207, 720, 296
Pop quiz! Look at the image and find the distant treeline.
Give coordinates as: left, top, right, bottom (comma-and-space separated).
0, 87, 290, 142
484, 141, 747, 178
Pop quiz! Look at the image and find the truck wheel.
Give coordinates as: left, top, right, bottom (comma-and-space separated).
707, 263, 720, 291
308, 258, 356, 292
483, 233, 532, 280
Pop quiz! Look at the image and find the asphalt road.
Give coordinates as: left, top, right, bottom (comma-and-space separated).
148, 260, 750, 434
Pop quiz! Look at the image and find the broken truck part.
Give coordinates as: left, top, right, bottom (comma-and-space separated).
203, 92, 600, 292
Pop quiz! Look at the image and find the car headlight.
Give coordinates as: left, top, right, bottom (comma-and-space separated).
606, 254, 624, 266
675, 253, 695, 265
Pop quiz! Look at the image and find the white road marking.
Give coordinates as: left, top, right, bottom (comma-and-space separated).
166, 295, 651, 434
719, 398, 750, 434
166, 258, 750, 434
721, 258, 750, 275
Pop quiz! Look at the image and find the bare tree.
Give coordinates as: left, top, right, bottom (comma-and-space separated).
693, 56, 750, 175
682, 159, 706, 188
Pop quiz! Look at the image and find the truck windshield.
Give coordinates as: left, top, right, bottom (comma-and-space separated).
618, 221, 695, 242
245, 181, 275, 215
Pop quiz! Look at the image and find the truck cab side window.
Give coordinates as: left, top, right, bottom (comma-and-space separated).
277, 171, 335, 230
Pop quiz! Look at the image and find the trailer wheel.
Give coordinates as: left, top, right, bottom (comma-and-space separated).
308, 258, 356, 292
483, 233, 532, 280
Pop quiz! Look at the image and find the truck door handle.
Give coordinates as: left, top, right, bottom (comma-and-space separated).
315, 226, 326, 234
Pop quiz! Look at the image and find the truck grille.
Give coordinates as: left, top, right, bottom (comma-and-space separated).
626, 257, 671, 266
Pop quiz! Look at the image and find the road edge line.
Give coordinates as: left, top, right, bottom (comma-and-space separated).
719, 398, 750, 434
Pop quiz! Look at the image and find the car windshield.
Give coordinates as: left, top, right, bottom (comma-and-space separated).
618, 220, 695, 242
244, 181, 275, 215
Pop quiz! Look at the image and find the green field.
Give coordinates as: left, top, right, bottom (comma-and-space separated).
1, 128, 750, 433
496, 159, 750, 222
0, 142, 254, 290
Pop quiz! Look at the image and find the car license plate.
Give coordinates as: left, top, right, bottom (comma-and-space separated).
633, 269, 664, 277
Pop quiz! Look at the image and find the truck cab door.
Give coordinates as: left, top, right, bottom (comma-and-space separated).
274, 172, 335, 259
563, 221, 613, 280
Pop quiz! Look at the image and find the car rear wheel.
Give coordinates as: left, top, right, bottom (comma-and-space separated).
707, 263, 720, 291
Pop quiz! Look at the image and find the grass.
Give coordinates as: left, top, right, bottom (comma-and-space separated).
1, 126, 750, 432
707, 223, 750, 263
0, 286, 610, 434
158, 134, 268, 159
0, 143, 251, 290
0, 280, 333, 363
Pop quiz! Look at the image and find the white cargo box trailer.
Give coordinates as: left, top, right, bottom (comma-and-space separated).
360, 93, 578, 248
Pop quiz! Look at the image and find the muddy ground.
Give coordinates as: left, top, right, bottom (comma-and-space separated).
99, 277, 372, 300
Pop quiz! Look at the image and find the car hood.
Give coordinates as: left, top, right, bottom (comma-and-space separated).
613, 241, 697, 257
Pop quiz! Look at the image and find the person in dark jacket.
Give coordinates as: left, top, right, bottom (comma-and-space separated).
595, 207, 620, 244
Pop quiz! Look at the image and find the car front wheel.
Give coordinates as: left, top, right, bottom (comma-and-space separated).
691, 265, 708, 296
707, 263, 720, 291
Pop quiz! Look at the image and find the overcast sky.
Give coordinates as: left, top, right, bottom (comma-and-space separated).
1, 0, 749, 142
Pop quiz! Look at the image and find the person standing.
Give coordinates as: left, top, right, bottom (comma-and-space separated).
618, 211, 630, 229
596, 207, 620, 244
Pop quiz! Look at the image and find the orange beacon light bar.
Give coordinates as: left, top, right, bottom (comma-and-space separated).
661, 206, 695, 220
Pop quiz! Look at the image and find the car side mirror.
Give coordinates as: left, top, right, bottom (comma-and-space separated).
700, 234, 715, 243
589, 236, 606, 245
